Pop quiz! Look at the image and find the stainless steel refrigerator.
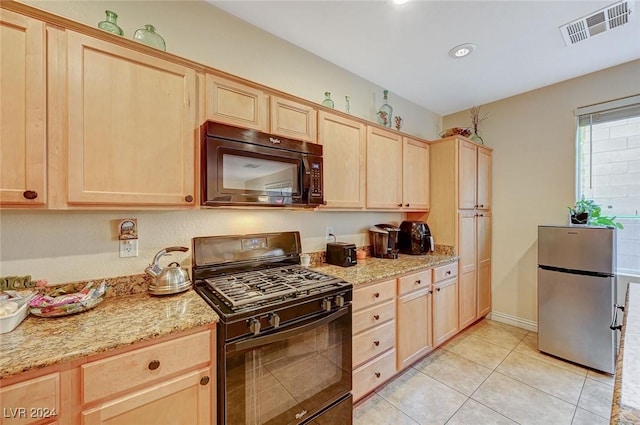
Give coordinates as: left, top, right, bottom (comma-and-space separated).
537, 225, 617, 374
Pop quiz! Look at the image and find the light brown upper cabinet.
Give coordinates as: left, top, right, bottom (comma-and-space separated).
64, 31, 197, 207
270, 96, 317, 143
402, 137, 430, 211
459, 139, 492, 210
205, 74, 268, 131
318, 112, 366, 209
366, 126, 403, 209
0, 9, 46, 207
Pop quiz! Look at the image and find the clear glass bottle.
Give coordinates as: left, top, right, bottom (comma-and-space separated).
377, 90, 393, 128
345, 96, 350, 114
321, 92, 334, 108
133, 24, 166, 51
98, 10, 124, 36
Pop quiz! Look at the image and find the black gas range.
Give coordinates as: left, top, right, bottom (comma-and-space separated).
192, 231, 353, 425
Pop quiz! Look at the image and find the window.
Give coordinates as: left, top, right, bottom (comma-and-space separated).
576, 94, 640, 275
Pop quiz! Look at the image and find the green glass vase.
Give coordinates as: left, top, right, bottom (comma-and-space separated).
133, 24, 166, 51
321, 92, 334, 108
98, 10, 124, 36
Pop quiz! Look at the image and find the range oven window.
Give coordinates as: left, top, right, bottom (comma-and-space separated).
224, 309, 351, 424
221, 151, 299, 203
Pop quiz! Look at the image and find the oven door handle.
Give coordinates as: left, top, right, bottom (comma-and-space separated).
229, 306, 350, 352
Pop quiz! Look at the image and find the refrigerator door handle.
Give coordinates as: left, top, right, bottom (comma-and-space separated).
609, 304, 625, 331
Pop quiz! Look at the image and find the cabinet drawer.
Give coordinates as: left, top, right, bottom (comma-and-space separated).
0, 373, 60, 425
352, 300, 395, 335
352, 321, 395, 368
353, 279, 395, 312
433, 262, 458, 282
398, 270, 432, 296
82, 330, 211, 404
352, 349, 396, 402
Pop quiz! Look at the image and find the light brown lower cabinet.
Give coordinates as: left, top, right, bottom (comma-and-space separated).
0, 327, 215, 425
351, 279, 396, 402
396, 286, 434, 370
81, 368, 211, 425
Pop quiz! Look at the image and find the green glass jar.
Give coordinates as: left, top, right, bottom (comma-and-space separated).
98, 10, 124, 36
133, 24, 166, 51
321, 92, 334, 108
377, 90, 393, 128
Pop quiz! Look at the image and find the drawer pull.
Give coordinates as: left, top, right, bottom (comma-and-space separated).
200, 376, 210, 386
373, 314, 380, 321
373, 340, 380, 346
445, 270, 451, 275
148, 360, 160, 370
375, 372, 381, 378
23, 190, 38, 200
416, 279, 421, 285
436, 287, 441, 292
373, 292, 380, 298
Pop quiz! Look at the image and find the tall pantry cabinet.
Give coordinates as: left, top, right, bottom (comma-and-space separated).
428, 137, 492, 330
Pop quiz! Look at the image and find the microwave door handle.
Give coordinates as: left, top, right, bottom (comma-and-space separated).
302, 155, 311, 174
229, 306, 349, 352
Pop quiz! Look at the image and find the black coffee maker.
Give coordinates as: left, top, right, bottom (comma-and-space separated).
369, 224, 401, 259
399, 221, 434, 255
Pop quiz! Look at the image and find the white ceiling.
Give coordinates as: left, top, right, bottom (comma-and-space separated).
209, 0, 640, 115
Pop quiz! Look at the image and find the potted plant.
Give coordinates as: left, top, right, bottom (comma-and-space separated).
568, 199, 624, 229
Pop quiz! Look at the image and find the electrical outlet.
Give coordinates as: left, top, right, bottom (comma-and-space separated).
119, 239, 138, 258
325, 226, 335, 241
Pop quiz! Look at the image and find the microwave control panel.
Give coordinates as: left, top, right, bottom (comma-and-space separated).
310, 161, 322, 198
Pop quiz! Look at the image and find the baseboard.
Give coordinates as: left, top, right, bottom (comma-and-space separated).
487, 310, 538, 333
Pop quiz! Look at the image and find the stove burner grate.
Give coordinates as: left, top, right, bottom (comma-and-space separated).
204, 265, 342, 308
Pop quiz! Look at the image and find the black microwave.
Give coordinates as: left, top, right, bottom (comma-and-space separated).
200, 122, 324, 208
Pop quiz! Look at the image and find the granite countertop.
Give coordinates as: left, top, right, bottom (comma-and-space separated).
611, 282, 640, 424
313, 254, 457, 286
0, 289, 219, 379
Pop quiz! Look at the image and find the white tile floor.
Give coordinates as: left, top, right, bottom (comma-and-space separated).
354, 319, 614, 425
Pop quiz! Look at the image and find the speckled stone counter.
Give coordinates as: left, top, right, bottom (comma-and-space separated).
313, 254, 457, 286
611, 282, 640, 424
0, 289, 218, 379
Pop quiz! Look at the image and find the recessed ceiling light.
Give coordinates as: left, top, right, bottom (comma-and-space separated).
448, 43, 476, 59
393, 0, 409, 4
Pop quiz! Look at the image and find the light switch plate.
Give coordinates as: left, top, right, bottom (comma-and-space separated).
119, 239, 138, 258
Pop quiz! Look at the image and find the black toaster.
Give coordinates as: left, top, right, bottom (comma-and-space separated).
326, 242, 357, 267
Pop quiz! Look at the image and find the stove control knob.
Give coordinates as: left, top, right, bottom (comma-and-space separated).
248, 318, 261, 335
322, 298, 332, 312
269, 313, 281, 328
335, 295, 345, 308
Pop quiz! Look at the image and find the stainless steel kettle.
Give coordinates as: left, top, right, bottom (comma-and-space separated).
145, 246, 192, 295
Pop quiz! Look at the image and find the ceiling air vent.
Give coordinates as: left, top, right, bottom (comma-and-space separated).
560, 1, 633, 46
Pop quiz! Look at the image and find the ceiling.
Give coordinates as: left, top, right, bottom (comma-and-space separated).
208, 0, 640, 116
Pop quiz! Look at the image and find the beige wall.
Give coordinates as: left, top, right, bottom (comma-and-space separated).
2, 0, 438, 284
443, 59, 640, 327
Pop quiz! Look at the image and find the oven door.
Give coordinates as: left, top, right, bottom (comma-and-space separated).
223, 306, 352, 425
205, 136, 304, 207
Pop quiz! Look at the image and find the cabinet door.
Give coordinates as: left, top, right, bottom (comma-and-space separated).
81, 368, 212, 425
402, 137, 429, 211
0, 373, 60, 425
0, 10, 46, 206
366, 126, 402, 209
477, 212, 492, 318
205, 74, 267, 131
318, 112, 366, 208
433, 277, 459, 346
458, 210, 477, 329
457, 139, 477, 210
66, 32, 196, 206
270, 96, 317, 143
397, 287, 433, 370
477, 146, 492, 210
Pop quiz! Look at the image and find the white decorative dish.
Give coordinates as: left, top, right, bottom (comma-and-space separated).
0, 297, 30, 334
